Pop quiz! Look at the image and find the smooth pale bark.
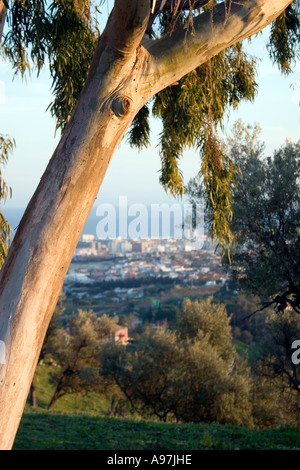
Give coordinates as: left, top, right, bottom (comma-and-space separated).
149, 0, 295, 94
0, 1, 7, 43
0, 0, 294, 450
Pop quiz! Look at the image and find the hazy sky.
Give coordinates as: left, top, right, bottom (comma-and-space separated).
0, 22, 300, 212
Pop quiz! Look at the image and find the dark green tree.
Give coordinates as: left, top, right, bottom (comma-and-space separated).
46, 310, 119, 410
101, 326, 182, 421
251, 309, 300, 426
223, 293, 270, 344
226, 121, 300, 314
101, 297, 253, 425
258, 310, 300, 394
188, 120, 300, 313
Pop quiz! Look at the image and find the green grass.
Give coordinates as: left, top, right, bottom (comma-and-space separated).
13, 358, 299, 451
13, 412, 300, 450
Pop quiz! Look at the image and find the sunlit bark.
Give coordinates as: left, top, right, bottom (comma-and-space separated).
0, 1, 7, 43
0, 0, 294, 450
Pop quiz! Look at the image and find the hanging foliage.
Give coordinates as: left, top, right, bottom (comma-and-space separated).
2, 0, 300, 251
0, 134, 15, 267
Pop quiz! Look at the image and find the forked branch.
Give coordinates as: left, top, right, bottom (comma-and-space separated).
106, 0, 150, 57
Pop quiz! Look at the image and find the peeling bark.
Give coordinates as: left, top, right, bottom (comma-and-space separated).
0, 0, 294, 450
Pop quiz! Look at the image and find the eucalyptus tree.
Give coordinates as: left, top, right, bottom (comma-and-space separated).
0, 0, 298, 449
0, 1, 6, 40
0, 3, 14, 263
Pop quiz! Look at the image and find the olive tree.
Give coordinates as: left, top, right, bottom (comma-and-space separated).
101, 298, 252, 425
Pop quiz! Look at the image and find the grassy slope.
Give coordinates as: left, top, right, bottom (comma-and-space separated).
14, 411, 300, 450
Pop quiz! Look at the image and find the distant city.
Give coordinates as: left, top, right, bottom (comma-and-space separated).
76, 229, 211, 258
4, 207, 228, 292
64, 232, 227, 290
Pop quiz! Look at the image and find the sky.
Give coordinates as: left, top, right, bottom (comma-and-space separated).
0, 19, 300, 219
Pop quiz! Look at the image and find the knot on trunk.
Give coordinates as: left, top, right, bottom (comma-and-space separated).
111, 96, 133, 118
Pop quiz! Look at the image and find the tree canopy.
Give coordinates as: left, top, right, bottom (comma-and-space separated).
43, 309, 119, 410
101, 298, 252, 425
0, 134, 14, 265
258, 309, 300, 394
226, 122, 300, 314
188, 120, 300, 313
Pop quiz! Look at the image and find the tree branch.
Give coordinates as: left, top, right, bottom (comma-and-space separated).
147, 0, 211, 34
105, 0, 150, 58
148, 0, 294, 94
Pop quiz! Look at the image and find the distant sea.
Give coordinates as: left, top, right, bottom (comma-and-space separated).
3, 203, 201, 239
3, 206, 100, 237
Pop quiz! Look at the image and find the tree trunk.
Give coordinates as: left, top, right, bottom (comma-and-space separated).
0, 1, 7, 43
0, 0, 294, 450
0, 2, 153, 449
29, 383, 37, 408
47, 390, 62, 411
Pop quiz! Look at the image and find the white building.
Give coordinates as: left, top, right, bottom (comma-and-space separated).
82, 234, 95, 242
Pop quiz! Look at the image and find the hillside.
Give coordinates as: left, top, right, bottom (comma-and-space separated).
14, 411, 300, 450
